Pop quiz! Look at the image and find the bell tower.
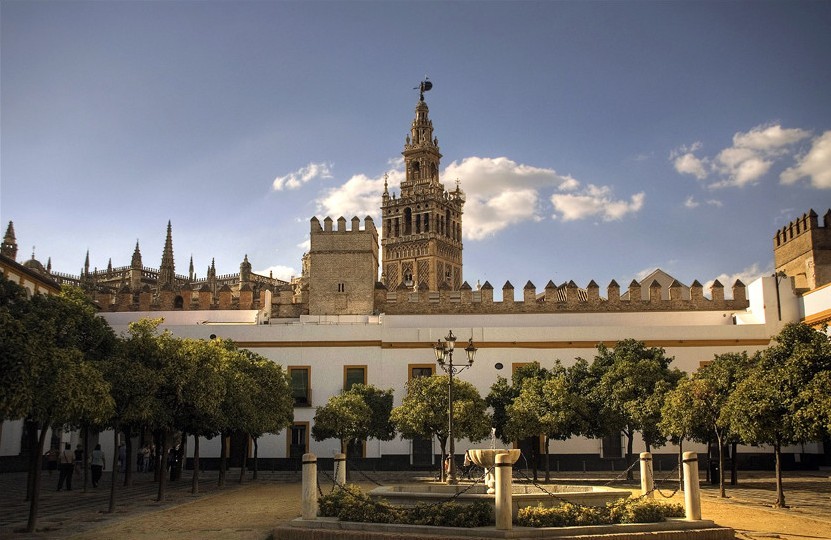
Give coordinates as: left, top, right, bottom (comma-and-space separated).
381, 82, 465, 291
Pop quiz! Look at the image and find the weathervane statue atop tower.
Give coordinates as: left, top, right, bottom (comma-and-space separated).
417, 77, 432, 101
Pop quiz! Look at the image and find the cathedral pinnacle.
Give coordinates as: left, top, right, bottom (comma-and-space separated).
159, 221, 175, 288
2, 221, 18, 260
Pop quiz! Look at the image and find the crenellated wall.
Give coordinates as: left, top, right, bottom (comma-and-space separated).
308, 216, 379, 316
774, 208, 831, 291
373, 278, 748, 315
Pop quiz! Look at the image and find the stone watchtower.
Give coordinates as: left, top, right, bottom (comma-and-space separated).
381, 88, 465, 290
308, 216, 379, 315
774, 209, 831, 291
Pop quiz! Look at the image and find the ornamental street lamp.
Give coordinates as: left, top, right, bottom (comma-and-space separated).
434, 330, 477, 485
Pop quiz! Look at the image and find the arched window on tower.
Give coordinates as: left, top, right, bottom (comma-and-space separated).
445, 210, 451, 238
412, 162, 420, 181
404, 208, 412, 235
431, 163, 437, 181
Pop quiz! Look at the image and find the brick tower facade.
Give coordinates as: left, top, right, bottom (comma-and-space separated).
381, 89, 465, 291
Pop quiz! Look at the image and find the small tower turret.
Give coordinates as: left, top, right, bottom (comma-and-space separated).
158, 221, 175, 288
2, 221, 18, 260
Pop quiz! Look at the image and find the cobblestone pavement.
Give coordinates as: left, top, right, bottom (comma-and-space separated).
0, 469, 305, 539
0, 468, 828, 539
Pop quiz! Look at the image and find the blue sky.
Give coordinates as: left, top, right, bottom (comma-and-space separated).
2, 1, 830, 295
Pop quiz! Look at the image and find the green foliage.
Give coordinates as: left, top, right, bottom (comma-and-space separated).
517, 502, 608, 527
587, 339, 683, 456
318, 484, 493, 527
505, 363, 589, 443
516, 498, 684, 528
312, 393, 372, 452
312, 383, 394, 452
391, 374, 491, 455
607, 497, 684, 524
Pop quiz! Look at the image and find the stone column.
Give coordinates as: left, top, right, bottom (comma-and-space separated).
302, 453, 318, 520
495, 452, 513, 531
640, 452, 654, 498
334, 453, 346, 486
682, 451, 701, 520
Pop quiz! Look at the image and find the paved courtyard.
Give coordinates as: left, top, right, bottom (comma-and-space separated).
0, 468, 828, 539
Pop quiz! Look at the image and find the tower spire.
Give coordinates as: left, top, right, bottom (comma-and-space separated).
381, 81, 464, 291
159, 221, 175, 288
2, 221, 18, 260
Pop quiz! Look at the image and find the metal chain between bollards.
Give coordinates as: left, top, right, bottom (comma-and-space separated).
345, 457, 385, 487
373, 468, 489, 513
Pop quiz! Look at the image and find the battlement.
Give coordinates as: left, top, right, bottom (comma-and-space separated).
374, 278, 748, 315
774, 209, 831, 247
311, 215, 377, 235
774, 208, 831, 291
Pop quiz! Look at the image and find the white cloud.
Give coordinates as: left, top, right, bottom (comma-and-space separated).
442, 157, 576, 240
297, 239, 311, 252
704, 262, 771, 298
272, 162, 333, 191
673, 152, 709, 180
314, 156, 642, 241
732, 124, 811, 152
315, 171, 394, 219
684, 196, 723, 209
551, 185, 644, 222
780, 130, 831, 189
672, 124, 813, 189
254, 264, 298, 282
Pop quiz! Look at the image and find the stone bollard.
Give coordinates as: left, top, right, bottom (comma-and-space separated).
495, 452, 513, 530
334, 452, 346, 486
640, 452, 654, 498
682, 451, 701, 520
302, 453, 318, 520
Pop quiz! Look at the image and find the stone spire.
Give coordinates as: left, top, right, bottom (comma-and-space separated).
158, 221, 175, 288
131, 240, 142, 268
240, 254, 252, 284
2, 221, 18, 260
189, 256, 195, 282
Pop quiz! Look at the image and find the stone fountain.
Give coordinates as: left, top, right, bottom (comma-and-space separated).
467, 448, 521, 494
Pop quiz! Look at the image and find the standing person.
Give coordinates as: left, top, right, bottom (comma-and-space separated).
117, 443, 126, 473
74, 444, 84, 479
141, 445, 151, 472
463, 450, 473, 480
45, 448, 58, 476
90, 444, 105, 488
56, 443, 74, 491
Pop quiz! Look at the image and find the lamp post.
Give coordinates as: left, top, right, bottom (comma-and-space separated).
434, 330, 477, 484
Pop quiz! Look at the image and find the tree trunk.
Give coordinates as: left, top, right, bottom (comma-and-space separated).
82, 426, 89, 493
716, 433, 726, 498
123, 431, 133, 487
544, 436, 550, 483
108, 427, 119, 514
191, 436, 200, 495
253, 438, 259, 480
626, 430, 635, 481
730, 441, 738, 485
25, 420, 38, 501
774, 438, 786, 508
156, 430, 169, 502
438, 436, 447, 483
218, 432, 227, 488
677, 439, 684, 492
25, 422, 48, 533
238, 435, 248, 484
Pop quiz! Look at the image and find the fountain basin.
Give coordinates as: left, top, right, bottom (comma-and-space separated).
467, 448, 521, 468
369, 483, 631, 518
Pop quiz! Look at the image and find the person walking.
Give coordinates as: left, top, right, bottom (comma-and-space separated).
90, 444, 105, 488
56, 443, 74, 491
